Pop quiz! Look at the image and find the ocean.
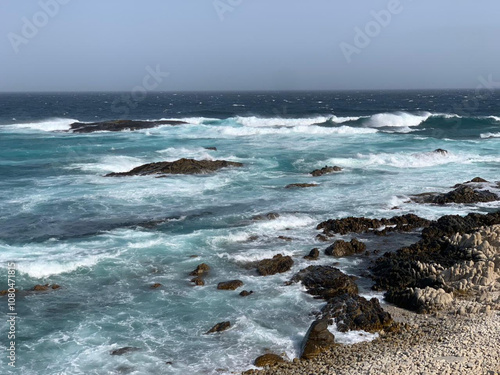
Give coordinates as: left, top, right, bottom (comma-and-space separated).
0, 90, 499, 374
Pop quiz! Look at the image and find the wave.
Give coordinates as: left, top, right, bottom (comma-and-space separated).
233, 115, 359, 128
66, 155, 146, 173
2, 118, 78, 132
480, 132, 500, 139
218, 124, 377, 137
16, 256, 105, 278
363, 112, 432, 128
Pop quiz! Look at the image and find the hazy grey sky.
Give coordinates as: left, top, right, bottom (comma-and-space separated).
1, 0, 499, 91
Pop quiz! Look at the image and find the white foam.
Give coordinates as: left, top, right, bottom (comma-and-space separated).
158, 117, 218, 125
16, 255, 106, 278
364, 112, 432, 128
67, 155, 145, 173
156, 147, 214, 161
480, 132, 500, 139
234, 116, 332, 127
486, 116, 500, 122
332, 328, 379, 345
219, 125, 377, 137
3, 118, 78, 132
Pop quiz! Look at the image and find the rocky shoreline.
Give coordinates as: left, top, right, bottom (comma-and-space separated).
239, 178, 500, 375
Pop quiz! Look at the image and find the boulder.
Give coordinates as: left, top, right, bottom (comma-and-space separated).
217, 280, 244, 290
310, 166, 342, 177
300, 319, 336, 360
106, 158, 243, 177
257, 254, 294, 276
205, 321, 231, 334
321, 293, 394, 333
191, 277, 205, 286
304, 248, 320, 260
291, 266, 358, 299
239, 290, 254, 297
254, 354, 286, 367
324, 239, 366, 257
69, 119, 186, 133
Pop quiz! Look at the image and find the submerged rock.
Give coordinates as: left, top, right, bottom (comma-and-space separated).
310, 166, 342, 176
285, 183, 318, 189
69, 119, 186, 133
433, 148, 448, 155
110, 347, 141, 356
150, 283, 162, 289
252, 212, 280, 221
205, 321, 231, 334
257, 254, 294, 276
324, 238, 366, 257
254, 353, 286, 367
291, 266, 358, 299
300, 319, 336, 360
106, 158, 243, 177
217, 280, 244, 290
32, 284, 60, 291
239, 290, 254, 297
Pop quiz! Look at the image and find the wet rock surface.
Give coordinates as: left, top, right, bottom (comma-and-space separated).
324, 239, 366, 257
217, 280, 244, 290
411, 185, 498, 204
285, 183, 318, 189
106, 158, 243, 177
257, 254, 294, 276
254, 354, 286, 367
69, 119, 186, 133
205, 321, 231, 334
310, 166, 342, 176
300, 319, 336, 360
291, 266, 358, 299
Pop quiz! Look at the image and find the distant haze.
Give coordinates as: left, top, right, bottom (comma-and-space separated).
1, 0, 500, 92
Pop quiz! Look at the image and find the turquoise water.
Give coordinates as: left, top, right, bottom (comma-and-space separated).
0, 92, 499, 374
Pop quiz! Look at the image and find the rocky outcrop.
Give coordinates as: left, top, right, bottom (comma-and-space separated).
285, 183, 318, 189
254, 354, 286, 367
257, 254, 294, 276
205, 321, 231, 334
106, 158, 243, 177
291, 266, 358, 299
411, 185, 498, 205
324, 239, 366, 257
189, 263, 210, 286
321, 293, 394, 332
300, 319, 336, 360
304, 248, 320, 260
217, 280, 244, 290
317, 214, 430, 236
310, 166, 342, 177
69, 119, 186, 133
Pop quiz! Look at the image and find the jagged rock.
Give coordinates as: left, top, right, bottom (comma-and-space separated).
257, 254, 294, 276
324, 239, 366, 257
189, 263, 210, 276
411, 185, 498, 205
291, 266, 358, 299
254, 354, 286, 367
217, 280, 244, 290
304, 248, 320, 260
386, 287, 453, 313
106, 158, 243, 177
310, 166, 342, 176
239, 290, 253, 297
285, 183, 318, 189
433, 148, 448, 154
317, 214, 430, 236
70, 119, 186, 133
205, 321, 231, 334
300, 319, 336, 360
110, 347, 141, 356
321, 293, 394, 332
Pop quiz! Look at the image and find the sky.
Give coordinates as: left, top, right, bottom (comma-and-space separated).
0, 0, 499, 92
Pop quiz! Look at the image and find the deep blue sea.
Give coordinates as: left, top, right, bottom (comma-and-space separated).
0, 91, 499, 374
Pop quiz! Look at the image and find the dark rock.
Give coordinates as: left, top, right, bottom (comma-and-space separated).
469, 177, 488, 183
189, 263, 210, 276
150, 283, 162, 289
324, 239, 366, 257
285, 183, 318, 189
411, 185, 498, 205
253, 212, 280, 221
310, 166, 342, 177
217, 280, 244, 290
433, 148, 448, 154
300, 319, 336, 360
191, 277, 205, 286
277, 236, 293, 241
304, 248, 320, 260
51, 284, 61, 290
205, 321, 231, 334
204, 147, 217, 151
254, 354, 285, 367
110, 347, 141, 356
291, 266, 358, 300
70, 119, 186, 133
106, 158, 243, 177
257, 254, 294, 276
32, 284, 50, 291
321, 293, 394, 333
317, 214, 430, 236
239, 290, 253, 297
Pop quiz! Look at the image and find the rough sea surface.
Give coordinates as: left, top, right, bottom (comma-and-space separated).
0, 91, 499, 374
